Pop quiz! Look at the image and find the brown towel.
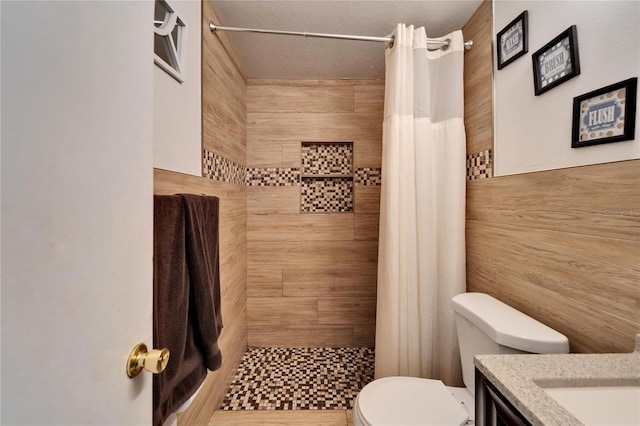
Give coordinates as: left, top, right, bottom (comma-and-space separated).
179, 194, 223, 370
153, 195, 222, 426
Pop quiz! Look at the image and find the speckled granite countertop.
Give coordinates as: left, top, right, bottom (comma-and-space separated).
474, 335, 640, 426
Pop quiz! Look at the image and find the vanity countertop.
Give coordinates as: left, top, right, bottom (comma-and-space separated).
474, 335, 640, 426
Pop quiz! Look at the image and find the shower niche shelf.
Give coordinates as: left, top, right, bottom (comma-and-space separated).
300, 142, 354, 214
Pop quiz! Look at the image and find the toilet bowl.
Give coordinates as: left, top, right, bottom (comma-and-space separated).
353, 292, 569, 426
353, 377, 472, 426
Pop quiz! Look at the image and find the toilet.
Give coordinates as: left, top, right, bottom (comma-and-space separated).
354, 292, 570, 426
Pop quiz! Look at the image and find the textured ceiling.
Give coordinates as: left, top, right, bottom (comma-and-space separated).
209, 0, 483, 80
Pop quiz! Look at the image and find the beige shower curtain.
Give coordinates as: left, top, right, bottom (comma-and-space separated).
375, 24, 466, 386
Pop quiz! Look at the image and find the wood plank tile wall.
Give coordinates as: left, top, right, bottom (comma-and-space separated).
463, 0, 640, 353
246, 79, 384, 347
159, 2, 248, 425
462, 0, 493, 155
201, 3, 246, 165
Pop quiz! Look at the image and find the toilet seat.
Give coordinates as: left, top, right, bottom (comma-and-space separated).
355, 377, 468, 426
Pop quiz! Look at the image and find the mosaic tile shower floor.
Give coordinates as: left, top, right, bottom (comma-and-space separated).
219, 347, 375, 411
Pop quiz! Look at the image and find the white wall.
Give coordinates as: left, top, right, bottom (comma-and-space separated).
494, 1, 640, 176
1, 1, 153, 423
0, 1, 3, 419
154, 0, 202, 176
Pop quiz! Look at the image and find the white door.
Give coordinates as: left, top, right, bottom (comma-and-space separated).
1, 1, 154, 424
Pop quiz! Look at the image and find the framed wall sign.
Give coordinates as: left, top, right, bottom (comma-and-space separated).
572, 78, 637, 148
532, 25, 580, 95
497, 11, 528, 70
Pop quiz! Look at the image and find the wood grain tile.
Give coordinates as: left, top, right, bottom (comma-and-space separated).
283, 267, 377, 298
247, 113, 382, 144
467, 160, 640, 241
245, 80, 381, 348
353, 140, 382, 168
248, 213, 354, 242
246, 140, 301, 168
202, 84, 246, 165
354, 325, 376, 348
497, 271, 640, 353
202, 34, 247, 164
248, 79, 379, 87
247, 186, 301, 214
248, 84, 354, 113
346, 410, 354, 426
354, 214, 379, 241
282, 141, 303, 167
247, 297, 318, 326
318, 298, 376, 325
354, 186, 381, 213
354, 84, 384, 114
248, 241, 378, 269
465, 255, 498, 298
247, 269, 283, 298
462, 0, 493, 154
248, 325, 355, 347
467, 221, 640, 324
209, 410, 349, 426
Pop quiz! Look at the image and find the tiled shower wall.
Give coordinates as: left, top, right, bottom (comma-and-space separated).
245, 80, 384, 347
241, 78, 494, 348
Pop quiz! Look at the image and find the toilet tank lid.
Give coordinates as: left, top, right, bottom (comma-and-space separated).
451, 293, 569, 354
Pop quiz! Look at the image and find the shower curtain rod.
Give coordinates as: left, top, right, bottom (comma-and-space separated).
209, 22, 473, 51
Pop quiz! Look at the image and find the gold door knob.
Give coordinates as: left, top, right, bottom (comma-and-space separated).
126, 343, 170, 378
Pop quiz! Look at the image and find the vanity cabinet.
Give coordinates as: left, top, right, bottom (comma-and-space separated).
475, 369, 532, 426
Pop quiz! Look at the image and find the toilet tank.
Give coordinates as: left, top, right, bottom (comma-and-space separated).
451, 293, 569, 395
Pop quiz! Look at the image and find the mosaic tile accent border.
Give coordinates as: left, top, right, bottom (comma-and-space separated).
243, 167, 382, 188
466, 149, 493, 181
355, 168, 382, 186
246, 167, 300, 187
203, 149, 246, 185
204, 147, 493, 185
220, 347, 375, 411
301, 177, 353, 213
302, 143, 353, 175
203, 149, 384, 188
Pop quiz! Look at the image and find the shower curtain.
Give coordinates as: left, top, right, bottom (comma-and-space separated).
375, 24, 466, 386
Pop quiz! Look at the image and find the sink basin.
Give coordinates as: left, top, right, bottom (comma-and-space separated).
542, 385, 640, 425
